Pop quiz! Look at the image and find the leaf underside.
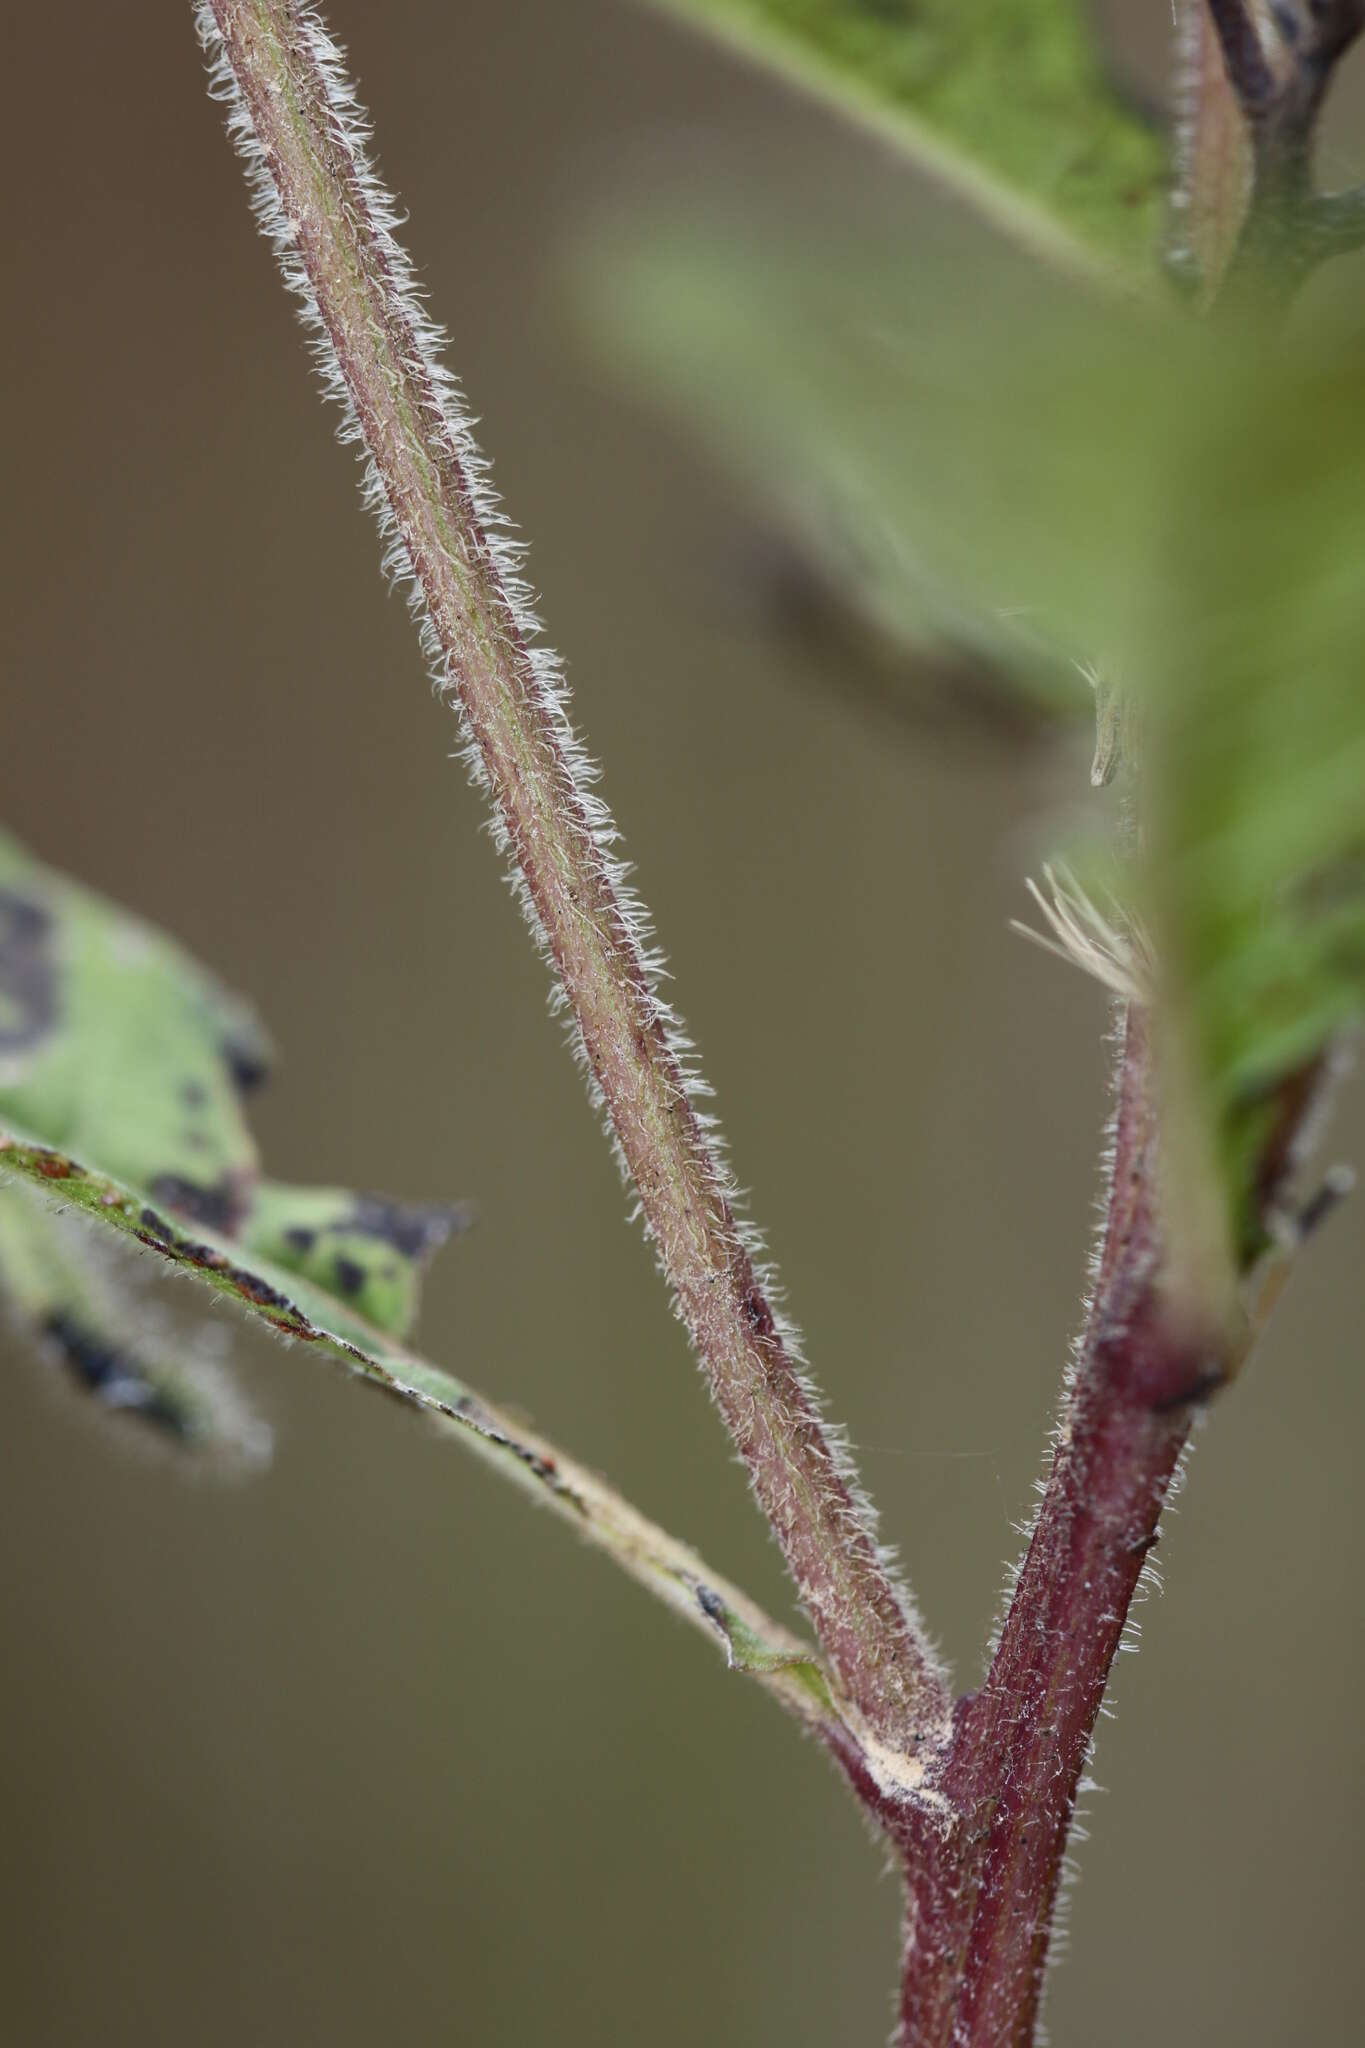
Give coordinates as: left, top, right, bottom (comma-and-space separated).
645, 0, 1167, 274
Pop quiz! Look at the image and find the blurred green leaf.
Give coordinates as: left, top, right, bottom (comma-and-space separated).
0, 1177, 268, 1458
0, 828, 465, 1446
582, 211, 1135, 718
589, 209, 1365, 1290
642, 0, 1167, 275
1148, 349, 1365, 1265
0, 828, 268, 1225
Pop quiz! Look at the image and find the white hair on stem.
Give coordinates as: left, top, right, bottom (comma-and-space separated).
1012, 862, 1153, 1003
191, 0, 947, 1753
983, 997, 1138, 1668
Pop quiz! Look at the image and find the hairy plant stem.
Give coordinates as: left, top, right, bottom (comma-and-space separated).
895, 1007, 1219, 2043
195, 0, 946, 1760
1171, 0, 1253, 300
882, 7, 1365, 2023
190, 5, 1344, 2038
1176, 0, 1365, 302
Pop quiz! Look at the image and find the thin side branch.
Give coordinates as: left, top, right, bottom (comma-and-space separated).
1, 1130, 847, 1743
192, 0, 947, 1760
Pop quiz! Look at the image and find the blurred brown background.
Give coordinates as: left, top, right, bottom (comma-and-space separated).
2, 3, 1362, 2042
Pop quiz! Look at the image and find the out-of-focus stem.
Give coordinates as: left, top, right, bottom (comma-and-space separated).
1190, 0, 1365, 300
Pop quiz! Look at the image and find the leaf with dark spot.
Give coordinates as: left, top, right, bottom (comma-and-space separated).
0, 1178, 268, 1460
0, 830, 469, 1343
241, 1181, 474, 1338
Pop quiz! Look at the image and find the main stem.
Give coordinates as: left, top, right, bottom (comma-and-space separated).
196, 0, 946, 1756
898, 1008, 1217, 2042
887, 8, 1365, 2024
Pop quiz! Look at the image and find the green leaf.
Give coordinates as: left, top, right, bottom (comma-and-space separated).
587, 210, 1365, 1286
0, 827, 268, 1227
0, 1178, 268, 1459
640, 0, 1168, 276
1145, 348, 1365, 1266
0, 844, 841, 1733
580, 211, 1123, 724
932, 318, 1365, 1274
696, 1586, 832, 1705
239, 1183, 473, 1341
0, 828, 461, 1351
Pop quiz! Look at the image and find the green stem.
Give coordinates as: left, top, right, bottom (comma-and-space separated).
192, 0, 947, 1760
1, 1129, 842, 1740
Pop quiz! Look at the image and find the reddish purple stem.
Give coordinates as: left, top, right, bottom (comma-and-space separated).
882, 1009, 1222, 2043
